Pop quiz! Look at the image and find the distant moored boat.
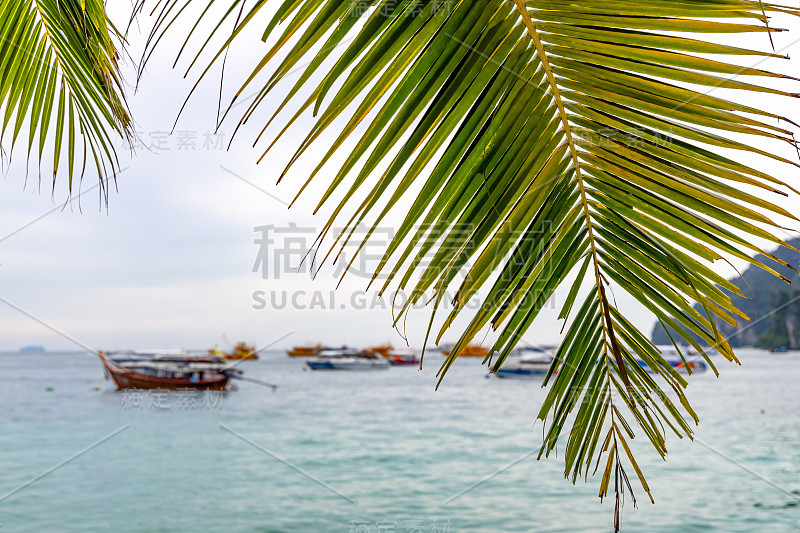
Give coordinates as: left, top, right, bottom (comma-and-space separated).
98, 351, 234, 390
286, 344, 323, 357
387, 348, 420, 366
440, 343, 489, 358
495, 348, 556, 379
305, 349, 390, 371
211, 342, 258, 360
363, 344, 393, 358
643, 346, 708, 374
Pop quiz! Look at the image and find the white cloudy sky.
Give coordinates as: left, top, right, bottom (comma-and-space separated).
1, 5, 799, 353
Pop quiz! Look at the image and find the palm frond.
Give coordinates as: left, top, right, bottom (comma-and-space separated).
143, 1, 800, 529
0, 0, 133, 191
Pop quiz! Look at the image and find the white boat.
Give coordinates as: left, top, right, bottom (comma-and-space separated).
495, 350, 556, 379
510, 345, 556, 358
638, 346, 707, 374
387, 348, 420, 366
306, 350, 390, 371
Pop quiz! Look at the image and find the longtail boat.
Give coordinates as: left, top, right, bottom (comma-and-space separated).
98, 350, 235, 390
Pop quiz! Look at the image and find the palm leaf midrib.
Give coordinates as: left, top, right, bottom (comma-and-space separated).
512, 0, 632, 391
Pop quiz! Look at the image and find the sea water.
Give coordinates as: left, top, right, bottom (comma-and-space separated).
0, 349, 798, 532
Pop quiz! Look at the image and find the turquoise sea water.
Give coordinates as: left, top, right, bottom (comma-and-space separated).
0, 349, 798, 532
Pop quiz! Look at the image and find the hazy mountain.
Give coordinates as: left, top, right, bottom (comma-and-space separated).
651, 238, 800, 349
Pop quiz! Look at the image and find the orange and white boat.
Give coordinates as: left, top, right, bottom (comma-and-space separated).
362, 344, 394, 358
286, 344, 323, 357
211, 342, 258, 360
440, 343, 490, 358
387, 348, 420, 366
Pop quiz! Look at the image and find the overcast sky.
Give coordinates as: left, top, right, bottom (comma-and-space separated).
1, 6, 799, 353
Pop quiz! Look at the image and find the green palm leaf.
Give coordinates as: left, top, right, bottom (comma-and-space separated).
0, 0, 133, 190
143, 1, 799, 528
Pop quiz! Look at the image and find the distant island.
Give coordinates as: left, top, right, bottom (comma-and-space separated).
19, 345, 46, 353
652, 237, 800, 350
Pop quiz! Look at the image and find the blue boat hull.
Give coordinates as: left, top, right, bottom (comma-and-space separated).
305, 358, 390, 371
306, 361, 335, 370
495, 367, 549, 379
